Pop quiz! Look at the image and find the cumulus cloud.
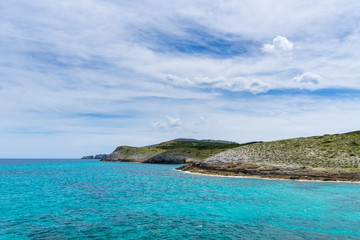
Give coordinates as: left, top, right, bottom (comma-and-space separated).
262, 36, 294, 53
153, 116, 182, 130
166, 74, 270, 94
293, 72, 321, 85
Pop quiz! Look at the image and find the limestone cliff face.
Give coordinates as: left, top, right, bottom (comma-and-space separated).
101, 146, 163, 162
144, 151, 187, 164
95, 154, 108, 159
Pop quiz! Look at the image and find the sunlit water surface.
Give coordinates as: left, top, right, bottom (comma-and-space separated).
0, 159, 359, 239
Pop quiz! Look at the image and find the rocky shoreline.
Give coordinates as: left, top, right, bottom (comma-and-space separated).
178, 162, 360, 182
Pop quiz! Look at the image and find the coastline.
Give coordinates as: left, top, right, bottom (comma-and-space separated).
176, 165, 360, 183
176, 169, 360, 184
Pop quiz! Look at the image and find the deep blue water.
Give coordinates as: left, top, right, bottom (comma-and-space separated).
0, 159, 359, 239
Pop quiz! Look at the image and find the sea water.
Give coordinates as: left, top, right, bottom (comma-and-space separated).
0, 159, 359, 239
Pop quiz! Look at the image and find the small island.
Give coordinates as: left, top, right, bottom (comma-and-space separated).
97, 132, 360, 182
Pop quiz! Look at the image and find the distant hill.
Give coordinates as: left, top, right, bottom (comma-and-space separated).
102, 139, 241, 163
180, 131, 360, 181
102, 146, 164, 162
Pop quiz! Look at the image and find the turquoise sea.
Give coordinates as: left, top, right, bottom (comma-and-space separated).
0, 159, 359, 239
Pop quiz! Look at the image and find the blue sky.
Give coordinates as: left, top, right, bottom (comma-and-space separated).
1, 0, 360, 157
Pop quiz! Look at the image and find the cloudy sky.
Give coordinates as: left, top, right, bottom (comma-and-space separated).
1, 0, 360, 157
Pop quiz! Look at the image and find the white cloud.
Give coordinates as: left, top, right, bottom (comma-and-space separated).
166, 74, 192, 86
293, 72, 321, 85
153, 116, 182, 130
166, 74, 270, 94
167, 116, 182, 128
262, 36, 294, 53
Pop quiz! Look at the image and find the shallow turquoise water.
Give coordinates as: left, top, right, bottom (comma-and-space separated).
0, 159, 359, 239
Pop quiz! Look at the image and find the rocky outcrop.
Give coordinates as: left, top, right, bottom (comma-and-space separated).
81, 155, 94, 159
144, 151, 187, 164
101, 146, 163, 162
95, 154, 108, 159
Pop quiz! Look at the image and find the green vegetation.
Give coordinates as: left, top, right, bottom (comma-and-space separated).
217, 131, 360, 169
120, 146, 164, 157
103, 145, 165, 162
148, 140, 240, 159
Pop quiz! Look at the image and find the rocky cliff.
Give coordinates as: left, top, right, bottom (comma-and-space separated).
144, 151, 187, 164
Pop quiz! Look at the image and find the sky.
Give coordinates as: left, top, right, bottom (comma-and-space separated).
1, 0, 360, 157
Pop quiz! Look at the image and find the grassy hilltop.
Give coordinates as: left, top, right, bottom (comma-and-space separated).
149, 139, 240, 160
102, 146, 165, 162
